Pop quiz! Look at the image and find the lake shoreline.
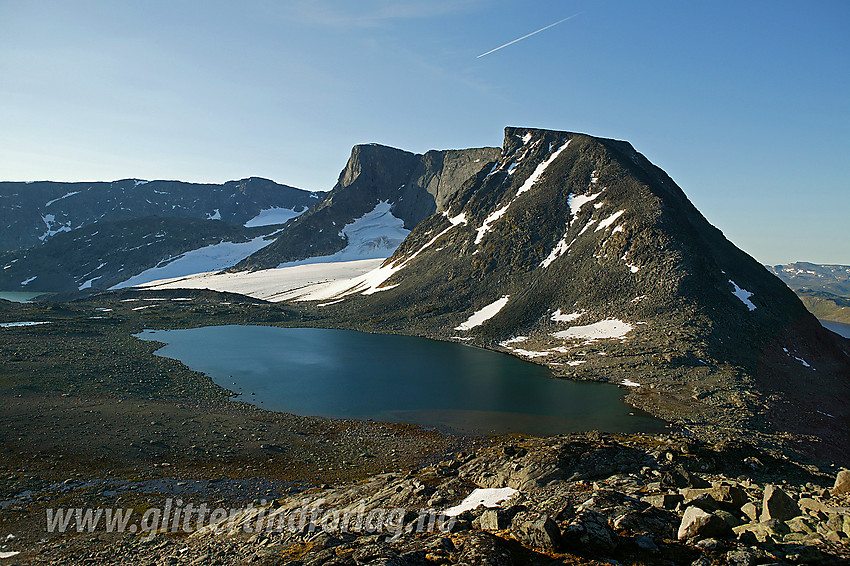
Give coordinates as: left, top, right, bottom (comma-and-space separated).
1, 290, 483, 549
136, 324, 666, 438
819, 319, 850, 339
0, 290, 50, 302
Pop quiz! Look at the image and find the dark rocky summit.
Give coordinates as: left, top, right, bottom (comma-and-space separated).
235, 145, 500, 269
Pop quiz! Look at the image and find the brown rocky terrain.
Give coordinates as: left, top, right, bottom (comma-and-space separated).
4, 433, 849, 564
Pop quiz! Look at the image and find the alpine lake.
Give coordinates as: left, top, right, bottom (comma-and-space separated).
0, 291, 49, 302
136, 325, 666, 437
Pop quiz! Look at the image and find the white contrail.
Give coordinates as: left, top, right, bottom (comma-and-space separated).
477, 12, 583, 58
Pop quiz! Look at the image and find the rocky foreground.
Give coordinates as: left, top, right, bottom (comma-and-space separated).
8, 432, 850, 565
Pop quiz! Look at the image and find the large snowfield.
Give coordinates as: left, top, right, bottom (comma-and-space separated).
114, 200, 409, 294
137, 258, 385, 302
130, 201, 414, 300
277, 200, 410, 267
111, 233, 282, 289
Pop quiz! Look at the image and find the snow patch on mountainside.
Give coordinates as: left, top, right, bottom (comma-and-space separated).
475, 139, 570, 245
39, 214, 72, 241
79, 276, 102, 290
540, 191, 603, 267
1, 321, 50, 328
455, 295, 510, 331
782, 347, 814, 370
621, 252, 640, 273
515, 139, 570, 198
244, 207, 305, 227
45, 191, 80, 207
509, 348, 551, 358
568, 191, 601, 222
552, 319, 634, 341
474, 204, 510, 245
551, 309, 584, 322
595, 210, 625, 232
540, 236, 576, 268
729, 279, 756, 311
443, 487, 518, 517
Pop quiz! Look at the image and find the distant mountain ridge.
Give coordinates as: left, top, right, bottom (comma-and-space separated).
0, 147, 502, 292
767, 262, 850, 297
0, 177, 317, 292
768, 262, 850, 324
0, 177, 316, 251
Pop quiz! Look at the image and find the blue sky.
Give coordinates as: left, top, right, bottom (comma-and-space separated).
1, 0, 848, 264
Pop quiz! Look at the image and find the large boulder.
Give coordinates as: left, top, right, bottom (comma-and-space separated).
732, 519, 790, 543
741, 502, 759, 522
797, 497, 826, 514
660, 468, 711, 489
576, 489, 647, 518
677, 506, 733, 540
832, 470, 850, 496
509, 511, 560, 551
680, 484, 748, 512
760, 485, 800, 522
641, 493, 683, 510
561, 509, 618, 553
478, 505, 521, 532
612, 507, 678, 539
457, 531, 513, 566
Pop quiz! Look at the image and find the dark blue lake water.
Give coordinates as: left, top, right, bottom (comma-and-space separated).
136, 325, 665, 436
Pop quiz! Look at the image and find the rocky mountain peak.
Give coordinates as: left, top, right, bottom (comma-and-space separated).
337, 144, 419, 192
306, 127, 850, 461
235, 143, 499, 270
